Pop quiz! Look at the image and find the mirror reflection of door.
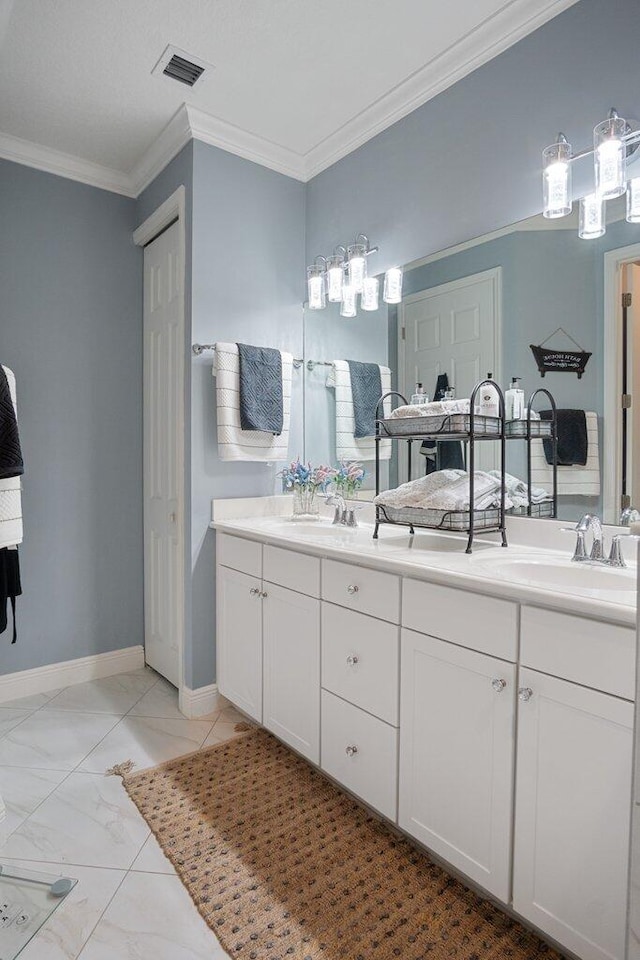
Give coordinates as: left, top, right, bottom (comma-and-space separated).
399, 268, 501, 482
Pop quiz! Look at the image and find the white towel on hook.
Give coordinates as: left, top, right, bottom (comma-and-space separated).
530, 411, 600, 496
0, 366, 23, 549
213, 343, 293, 462
326, 360, 392, 462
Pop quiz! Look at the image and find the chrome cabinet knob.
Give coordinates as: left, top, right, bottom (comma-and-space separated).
491, 678, 507, 692
346, 655, 359, 666
261, 591, 268, 599
249, 587, 260, 596
346, 584, 359, 595
345, 745, 358, 757
518, 687, 533, 702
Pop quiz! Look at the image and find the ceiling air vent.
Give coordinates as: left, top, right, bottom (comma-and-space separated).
152, 45, 213, 90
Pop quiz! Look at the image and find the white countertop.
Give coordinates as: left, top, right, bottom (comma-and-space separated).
211, 510, 637, 628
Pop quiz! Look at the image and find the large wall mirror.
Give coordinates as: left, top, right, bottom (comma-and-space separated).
304, 171, 640, 525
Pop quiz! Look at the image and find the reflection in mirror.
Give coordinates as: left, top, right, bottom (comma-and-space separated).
304, 179, 640, 523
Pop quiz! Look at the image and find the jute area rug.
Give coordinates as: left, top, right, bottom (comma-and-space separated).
122, 729, 563, 960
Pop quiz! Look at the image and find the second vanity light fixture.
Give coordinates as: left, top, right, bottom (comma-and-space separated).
542, 108, 640, 239
307, 234, 403, 315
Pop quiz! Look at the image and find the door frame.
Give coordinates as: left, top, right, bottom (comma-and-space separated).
398, 267, 503, 402
603, 241, 640, 523
133, 186, 186, 693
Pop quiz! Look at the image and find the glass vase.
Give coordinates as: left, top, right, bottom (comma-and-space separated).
292, 486, 319, 520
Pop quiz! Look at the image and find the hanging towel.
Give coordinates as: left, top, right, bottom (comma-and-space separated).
327, 361, 392, 462
540, 409, 587, 465
346, 360, 383, 438
0, 366, 23, 479
237, 343, 283, 434
420, 374, 464, 474
530, 411, 600, 496
0, 546, 21, 644
214, 343, 293, 462
0, 367, 23, 549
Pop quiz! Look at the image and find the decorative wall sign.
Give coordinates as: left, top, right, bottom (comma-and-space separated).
530, 328, 591, 379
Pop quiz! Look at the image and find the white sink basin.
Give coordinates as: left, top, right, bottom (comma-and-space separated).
473, 554, 636, 598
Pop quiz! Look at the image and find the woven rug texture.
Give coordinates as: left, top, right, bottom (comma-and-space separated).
123, 729, 563, 960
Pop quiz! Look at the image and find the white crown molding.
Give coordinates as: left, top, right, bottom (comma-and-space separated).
303, 0, 581, 179
185, 105, 306, 182
129, 103, 193, 197
0, 130, 136, 197
0, 645, 145, 704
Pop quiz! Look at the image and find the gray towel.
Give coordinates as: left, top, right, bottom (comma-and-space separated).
346, 360, 383, 439
237, 343, 284, 435
541, 409, 587, 465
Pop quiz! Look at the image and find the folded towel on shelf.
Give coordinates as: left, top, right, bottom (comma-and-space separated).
488, 471, 551, 508
214, 343, 293, 462
424, 472, 504, 512
346, 360, 383, 439
540, 409, 587, 465
237, 343, 283, 434
374, 470, 465, 510
0, 367, 23, 549
530, 411, 599, 496
388, 399, 470, 419
327, 361, 392, 462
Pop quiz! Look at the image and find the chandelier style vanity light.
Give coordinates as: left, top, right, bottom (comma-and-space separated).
306, 234, 403, 315
542, 108, 640, 238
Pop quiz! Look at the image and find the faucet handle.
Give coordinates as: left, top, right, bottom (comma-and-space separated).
608, 535, 627, 568
561, 527, 588, 561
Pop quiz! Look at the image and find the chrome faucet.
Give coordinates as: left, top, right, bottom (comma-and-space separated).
326, 494, 359, 528
564, 513, 626, 567
619, 506, 640, 526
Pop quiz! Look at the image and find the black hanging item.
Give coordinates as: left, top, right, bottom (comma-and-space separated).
421, 373, 465, 473
0, 366, 24, 478
529, 327, 591, 379
0, 547, 21, 643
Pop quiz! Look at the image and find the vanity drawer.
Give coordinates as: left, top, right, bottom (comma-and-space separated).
402, 579, 517, 662
322, 559, 400, 623
217, 533, 262, 578
520, 606, 636, 700
321, 690, 398, 821
322, 603, 399, 726
264, 544, 320, 597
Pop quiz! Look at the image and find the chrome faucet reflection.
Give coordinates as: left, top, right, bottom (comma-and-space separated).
563, 514, 627, 567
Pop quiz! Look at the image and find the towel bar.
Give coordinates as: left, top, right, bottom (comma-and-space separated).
192, 343, 303, 368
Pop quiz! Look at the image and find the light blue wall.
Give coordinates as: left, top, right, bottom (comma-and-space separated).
0, 159, 142, 673
305, 0, 640, 272
190, 140, 305, 688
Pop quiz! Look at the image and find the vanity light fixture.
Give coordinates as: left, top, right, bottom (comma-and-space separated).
383, 266, 403, 304
541, 107, 640, 238
307, 258, 327, 311
347, 237, 369, 293
307, 235, 402, 316
326, 249, 346, 302
361, 276, 380, 311
340, 281, 357, 318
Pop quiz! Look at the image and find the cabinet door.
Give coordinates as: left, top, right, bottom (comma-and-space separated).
514, 668, 633, 960
216, 565, 263, 722
399, 629, 516, 902
263, 583, 320, 763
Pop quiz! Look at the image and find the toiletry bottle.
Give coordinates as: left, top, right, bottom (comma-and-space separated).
505, 377, 525, 420
477, 373, 500, 418
411, 382, 428, 405
443, 386, 456, 401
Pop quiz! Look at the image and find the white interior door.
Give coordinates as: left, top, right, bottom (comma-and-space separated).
400, 268, 501, 478
143, 221, 184, 687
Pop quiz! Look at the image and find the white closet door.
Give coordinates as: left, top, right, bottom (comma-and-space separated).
143, 222, 184, 687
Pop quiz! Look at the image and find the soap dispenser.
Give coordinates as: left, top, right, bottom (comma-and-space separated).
477, 373, 500, 418
505, 377, 525, 420
410, 382, 428, 405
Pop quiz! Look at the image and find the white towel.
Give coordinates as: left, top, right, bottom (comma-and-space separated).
0, 366, 23, 549
489, 470, 551, 508
374, 470, 465, 509
327, 360, 392, 462
388, 399, 470, 419
424, 472, 504, 511
214, 343, 293, 462
530, 411, 600, 497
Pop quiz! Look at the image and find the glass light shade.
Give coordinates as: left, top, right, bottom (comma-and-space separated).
579, 193, 605, 239
594, 115, 627, 199
347, 243, 367, 293
326, 255, 344, 302
383, 267, 403, 304
340, 282, 357, 318
307, 265, 326, 310
627, 178, 640, 223
542, 138, 572, 218
361, 276, 380, 311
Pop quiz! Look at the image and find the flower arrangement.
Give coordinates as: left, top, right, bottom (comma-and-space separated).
333, 460, 366, 498
279, 459, 335, 493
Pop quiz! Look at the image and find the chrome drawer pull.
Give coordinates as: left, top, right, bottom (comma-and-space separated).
345, 745, 358, 757
346, 584, 359, 595
491, 678, 507, 693
249, 587, 260, 596
346, 655, 359, 666
260, 591, 268, 598
518, 687, 533, 702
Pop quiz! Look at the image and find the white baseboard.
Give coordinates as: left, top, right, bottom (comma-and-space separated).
179, 682, 219, 719
0, 646, 145, 705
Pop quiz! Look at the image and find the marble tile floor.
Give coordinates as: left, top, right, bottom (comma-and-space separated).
0, 667, 243, 959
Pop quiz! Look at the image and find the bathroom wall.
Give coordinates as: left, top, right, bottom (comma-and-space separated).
305, 0, 640, 273
0, 159, 142, 673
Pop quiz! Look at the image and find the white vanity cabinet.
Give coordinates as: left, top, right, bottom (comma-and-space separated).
217, 563, 263, 722
399, 627, 516, 902
513, 629, 635, 960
